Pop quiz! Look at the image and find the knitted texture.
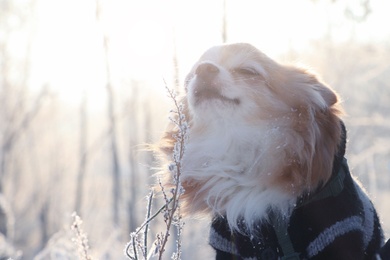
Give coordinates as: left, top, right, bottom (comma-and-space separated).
209, 123, 384, 259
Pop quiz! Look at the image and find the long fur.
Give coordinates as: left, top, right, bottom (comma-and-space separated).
157, 43, 343, 231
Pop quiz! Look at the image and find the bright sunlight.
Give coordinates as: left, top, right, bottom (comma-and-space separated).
2, 0, 390, 259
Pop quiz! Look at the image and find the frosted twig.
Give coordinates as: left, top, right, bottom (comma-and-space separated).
125, 193, 174, 259
172, 206, 185, 260
143, 190, 153, 258
157, 85, 187, 260
71, 212, 92, 260
124, 85, 187, 260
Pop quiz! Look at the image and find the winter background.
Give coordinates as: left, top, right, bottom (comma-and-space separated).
1, 0, 389, 259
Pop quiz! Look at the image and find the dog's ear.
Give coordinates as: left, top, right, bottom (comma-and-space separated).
269, 67, 343, 193
304, 72, 339, 109
300, 71, 343, 190
294, 68, 340, 111
317, 82, 338, 107
267, 66, 340, 114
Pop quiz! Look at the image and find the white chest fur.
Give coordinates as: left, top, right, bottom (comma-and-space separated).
181, 121, 296, 230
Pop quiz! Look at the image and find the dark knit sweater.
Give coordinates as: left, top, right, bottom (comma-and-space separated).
209, 124, 384, 259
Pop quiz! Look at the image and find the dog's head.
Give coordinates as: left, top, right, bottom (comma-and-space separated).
159, 43, 343, 226
185, 43, 338, 126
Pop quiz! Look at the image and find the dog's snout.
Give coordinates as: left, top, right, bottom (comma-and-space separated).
195, 62, 220, 78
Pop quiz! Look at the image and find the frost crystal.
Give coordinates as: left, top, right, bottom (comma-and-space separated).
71, 212, 92, 260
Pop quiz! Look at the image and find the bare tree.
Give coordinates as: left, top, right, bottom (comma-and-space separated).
222, 0, 228, 43
0, 1, 50, 258
74, 92, 88, 215
96, 0, 122, 226
127, 84, 139, 234
172, 31, 180, 92
0, 0, 42, 193
0, 87, 47, 192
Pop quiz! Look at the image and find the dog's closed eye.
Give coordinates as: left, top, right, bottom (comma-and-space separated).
232, 67, 260, 76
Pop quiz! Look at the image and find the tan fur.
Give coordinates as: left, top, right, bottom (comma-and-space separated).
156, 43, 343, 222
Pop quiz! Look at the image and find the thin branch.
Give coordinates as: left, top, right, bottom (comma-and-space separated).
125, 195, 174, 258
124, 85, 187, 260
143, 191, 153, 258
71, 212, 92, 260
157, 86, 187, 260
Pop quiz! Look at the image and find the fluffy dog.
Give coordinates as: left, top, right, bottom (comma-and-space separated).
158, 43, 384, 259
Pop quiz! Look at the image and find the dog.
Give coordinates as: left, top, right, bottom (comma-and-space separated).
158, 43, 384, 259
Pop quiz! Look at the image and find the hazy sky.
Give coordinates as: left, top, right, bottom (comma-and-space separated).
29, 0, 390, 107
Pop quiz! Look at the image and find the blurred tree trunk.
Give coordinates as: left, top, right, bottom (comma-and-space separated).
74, 92, 88, 215
222, 0, 227, 43
39, 200, 49, 247
0, 0, 37, 192
105, 40, 122, 227
0, 87, 47, 192
104, 32, 121, 228
96, 0, 122, 226
128, 85, 139, 233
172, 32, 180, 92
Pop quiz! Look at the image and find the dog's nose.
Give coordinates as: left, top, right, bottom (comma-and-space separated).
195, 62, 220, 78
